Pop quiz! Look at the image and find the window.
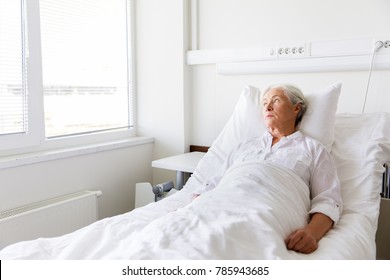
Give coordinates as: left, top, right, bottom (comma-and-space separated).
40, 0, 134, 138
0, 0, 28, 138
0, 0, 135, 153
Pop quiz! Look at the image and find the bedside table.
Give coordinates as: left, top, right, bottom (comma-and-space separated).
152, 152, 206, 189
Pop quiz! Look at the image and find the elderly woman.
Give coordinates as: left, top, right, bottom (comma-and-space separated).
195, 84, 342, 254
261, 84, 342, 254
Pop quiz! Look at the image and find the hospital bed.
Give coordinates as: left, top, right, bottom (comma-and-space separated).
0, 82, 389, 259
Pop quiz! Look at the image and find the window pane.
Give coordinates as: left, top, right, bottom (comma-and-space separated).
40, 0, 133, 138
0, 0, 27, 136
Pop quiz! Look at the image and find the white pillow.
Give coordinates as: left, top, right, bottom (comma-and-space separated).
214, 85, 265, 155
300, 82, 342, 151
186, 82, 342, 190
216, 81, 341, 153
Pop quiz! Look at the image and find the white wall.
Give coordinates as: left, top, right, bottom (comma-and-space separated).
0, 143, 153, 219
197, 0, 390, 49
135, 0, 191, 185
190, 0, 390, 146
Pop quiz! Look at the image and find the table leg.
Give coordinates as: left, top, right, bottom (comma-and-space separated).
176, 171, 185, 190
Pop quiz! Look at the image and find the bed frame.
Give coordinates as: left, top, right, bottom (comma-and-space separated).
377, 162, 390, 259
382, 162, 390, 199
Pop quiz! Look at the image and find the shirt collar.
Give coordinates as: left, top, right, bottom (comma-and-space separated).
264, 130, 302, 140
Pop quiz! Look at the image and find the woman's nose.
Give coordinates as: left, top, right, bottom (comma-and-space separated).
265, 103, 273, 111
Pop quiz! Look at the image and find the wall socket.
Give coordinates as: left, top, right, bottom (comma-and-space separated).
270, 42, 310, 58
375, 39, 390, 53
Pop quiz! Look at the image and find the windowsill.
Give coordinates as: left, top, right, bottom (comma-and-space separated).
0, 136, 154, 170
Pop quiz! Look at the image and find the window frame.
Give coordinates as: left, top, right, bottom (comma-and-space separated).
0, 0, 136, 157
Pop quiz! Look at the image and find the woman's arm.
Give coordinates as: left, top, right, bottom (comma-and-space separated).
285, 212, 333, 254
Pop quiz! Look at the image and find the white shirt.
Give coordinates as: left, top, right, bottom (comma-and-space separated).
197, 131, 342, 224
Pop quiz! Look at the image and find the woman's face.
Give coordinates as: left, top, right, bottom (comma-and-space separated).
262, 88, 300, 130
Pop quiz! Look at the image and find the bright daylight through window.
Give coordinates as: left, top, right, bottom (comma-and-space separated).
40, 0, 134, 138
0, 0, 134, 150
0, 0, 27, 137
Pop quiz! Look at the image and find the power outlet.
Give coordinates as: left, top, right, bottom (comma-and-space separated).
271, 42, 310, 58
375, 38, 390, 53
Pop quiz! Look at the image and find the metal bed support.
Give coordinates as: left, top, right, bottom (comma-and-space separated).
382, 162, 390, 199
152, 181, 174, 202
377, 163, 390, 259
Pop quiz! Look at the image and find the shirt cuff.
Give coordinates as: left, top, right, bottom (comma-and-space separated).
309, 202, 341, 224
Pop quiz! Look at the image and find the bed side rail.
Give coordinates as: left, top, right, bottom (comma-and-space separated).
382, 162, 390, 199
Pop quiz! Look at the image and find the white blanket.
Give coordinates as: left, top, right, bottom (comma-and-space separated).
0, 161, 311, 259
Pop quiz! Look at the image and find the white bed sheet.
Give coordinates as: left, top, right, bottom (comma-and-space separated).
0, 113, 389, 259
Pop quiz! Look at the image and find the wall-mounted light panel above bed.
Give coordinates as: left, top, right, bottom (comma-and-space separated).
187, 37, 390, 74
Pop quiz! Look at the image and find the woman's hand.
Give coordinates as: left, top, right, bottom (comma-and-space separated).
285, 213, 334, 254
285, 227, 318, 254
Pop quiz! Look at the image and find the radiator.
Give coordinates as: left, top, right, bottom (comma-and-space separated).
0, 190, 102, 249
135, 182, 154, 208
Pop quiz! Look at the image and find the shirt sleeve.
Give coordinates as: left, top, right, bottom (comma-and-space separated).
309, 145, 343, 224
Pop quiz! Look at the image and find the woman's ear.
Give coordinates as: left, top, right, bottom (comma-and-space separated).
294, 103, 301, 115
